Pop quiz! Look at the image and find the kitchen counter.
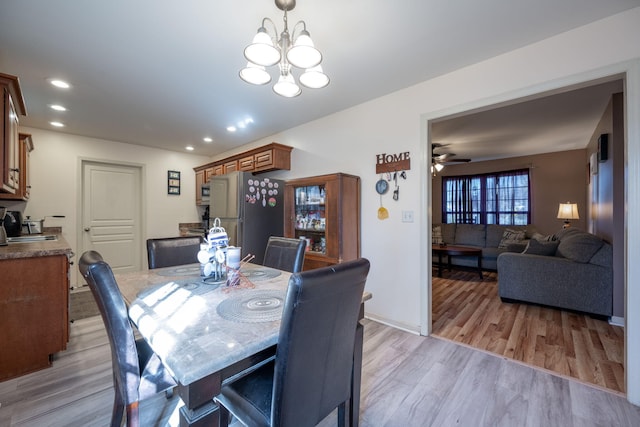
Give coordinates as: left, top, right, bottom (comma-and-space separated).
0, 234, 72, 260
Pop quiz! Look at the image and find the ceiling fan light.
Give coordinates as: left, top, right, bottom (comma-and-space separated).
287, 32, 322, 69
244, 28, 281, 66
434, 163, 444, 172
299, 65, 329, 89
273, 72, 301, 98
239, 62, 272, 85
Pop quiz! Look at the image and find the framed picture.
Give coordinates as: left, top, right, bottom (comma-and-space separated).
168, 170, 181, 195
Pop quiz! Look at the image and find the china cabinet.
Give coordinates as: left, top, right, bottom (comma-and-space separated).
284, 173, 360, 270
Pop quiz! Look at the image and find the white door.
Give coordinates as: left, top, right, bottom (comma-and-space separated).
81, 161, 143, 273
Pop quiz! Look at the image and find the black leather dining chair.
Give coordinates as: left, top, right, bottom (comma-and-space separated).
79, 250, 177, 427
262, 236, 306, 273
146, 236, 202, 269
216, 257, 371, 427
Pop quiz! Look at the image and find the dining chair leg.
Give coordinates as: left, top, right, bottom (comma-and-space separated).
337, 401, 350, 427
218, 404, 231, 427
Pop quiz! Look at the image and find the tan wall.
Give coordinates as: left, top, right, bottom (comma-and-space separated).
431, 149, 587, 235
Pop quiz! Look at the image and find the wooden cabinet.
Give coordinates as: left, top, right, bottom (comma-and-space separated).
0, 254, 70, 380
0, 73, 27, 195
284, 173, 360, 270
194, 142, 293, 204
224, 160, 238, 174
0, 133, 34, 201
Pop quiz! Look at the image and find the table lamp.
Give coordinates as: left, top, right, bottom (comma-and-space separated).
557, 202, 579, 228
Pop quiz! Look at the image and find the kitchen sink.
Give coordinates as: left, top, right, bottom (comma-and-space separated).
7, 235, 58, 243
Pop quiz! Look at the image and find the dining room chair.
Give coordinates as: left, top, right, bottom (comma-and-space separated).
262, 236, 306, 273
146, 236, 202, 269
79, 250, 177, 427
216, 257, 371, 427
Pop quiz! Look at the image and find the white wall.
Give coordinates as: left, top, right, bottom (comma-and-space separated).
211, 8, 640, 402
4, 128, 209, 285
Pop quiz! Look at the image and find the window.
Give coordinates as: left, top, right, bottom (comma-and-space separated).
442, 169, 530, 225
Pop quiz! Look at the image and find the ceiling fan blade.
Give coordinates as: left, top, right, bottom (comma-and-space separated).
444, 158, 471, 163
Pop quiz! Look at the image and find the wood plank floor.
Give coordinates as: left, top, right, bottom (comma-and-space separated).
431, 269, 625, 394
1, 315, 639, 426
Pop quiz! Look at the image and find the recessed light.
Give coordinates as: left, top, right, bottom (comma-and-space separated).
49, 79, 71, 89
203, 137, 213, 143
227, 126, 237, 132
50, 121, 65, 127
49, 104, 67, 112
185, 146, 195, 151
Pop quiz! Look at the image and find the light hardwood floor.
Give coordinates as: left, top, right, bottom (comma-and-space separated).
1, 315, 639, 426
431, 269, 625, 394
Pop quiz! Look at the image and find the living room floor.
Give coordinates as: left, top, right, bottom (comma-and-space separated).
431, 269, 625, 394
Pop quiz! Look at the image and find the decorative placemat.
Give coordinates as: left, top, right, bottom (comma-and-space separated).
239, 268, 282, 281
217, 289, 286, 323
155, 265, 201, 276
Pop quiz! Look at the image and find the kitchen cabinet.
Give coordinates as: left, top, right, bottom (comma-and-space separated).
0, 133, 34, 201
284, 173, 360, 270
0, 253, 70, 380
194, 142, 292, 204
0, 73, 27, 195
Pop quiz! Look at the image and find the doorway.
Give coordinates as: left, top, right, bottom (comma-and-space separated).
423, 75, 628, 392
80, 160, 143, 273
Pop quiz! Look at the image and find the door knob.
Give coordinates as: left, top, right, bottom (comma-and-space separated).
84, 227, 90, 232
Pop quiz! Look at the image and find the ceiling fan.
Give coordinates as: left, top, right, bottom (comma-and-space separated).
431, 143, 471, 175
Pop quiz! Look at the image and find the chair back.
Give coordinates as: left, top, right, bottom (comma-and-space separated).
146, 236, 201, 269
272, 258, 370, 426
262, 236, 306, 273
78, 250, 142, 406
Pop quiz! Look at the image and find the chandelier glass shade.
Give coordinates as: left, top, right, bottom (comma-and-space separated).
239, 0, 329, 97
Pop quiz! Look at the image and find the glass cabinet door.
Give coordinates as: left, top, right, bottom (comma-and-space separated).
293, 184, 326, 254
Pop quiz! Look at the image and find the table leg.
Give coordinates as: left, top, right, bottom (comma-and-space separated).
437, 252, 443, 277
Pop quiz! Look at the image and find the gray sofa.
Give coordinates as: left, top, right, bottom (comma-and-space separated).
432, 223, 539, 270
497, 228, 612, 317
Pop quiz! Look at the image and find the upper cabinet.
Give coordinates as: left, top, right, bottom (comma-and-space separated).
194, 143, 292, 205
0, 133, 34, 201
0, 73, 27, 195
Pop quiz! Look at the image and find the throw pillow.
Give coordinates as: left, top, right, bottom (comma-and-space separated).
532, 232, 555, 242
498, 228, 525, 249
432, 225, 443, 244
523, 239, 559, 256
556, 231, 604, 263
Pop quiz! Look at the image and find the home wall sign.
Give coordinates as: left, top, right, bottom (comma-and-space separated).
375, 151, 411, 174
168, 170, 181, 195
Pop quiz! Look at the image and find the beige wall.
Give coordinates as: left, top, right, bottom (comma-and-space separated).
431, 149, 587, 235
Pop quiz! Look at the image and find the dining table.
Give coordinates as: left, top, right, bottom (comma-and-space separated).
116, 262, 371, 427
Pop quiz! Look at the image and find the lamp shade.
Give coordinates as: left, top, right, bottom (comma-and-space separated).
299, 65, 329, 89
273, 72, 301, 97
557, 203, 579, 220
244, 29, 281, 66
286, 31, 322, 69
239, 62, 272, 85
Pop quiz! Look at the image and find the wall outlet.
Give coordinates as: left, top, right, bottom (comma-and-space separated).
402, 210, 414, 223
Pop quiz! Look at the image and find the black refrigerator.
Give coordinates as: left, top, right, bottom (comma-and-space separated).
209, 171, 285, 263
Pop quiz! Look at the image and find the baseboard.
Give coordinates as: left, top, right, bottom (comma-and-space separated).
364, 314, 420, 335
609, 316, 625, 327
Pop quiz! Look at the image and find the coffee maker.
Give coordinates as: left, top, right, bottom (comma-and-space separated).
0, 207, 8, 246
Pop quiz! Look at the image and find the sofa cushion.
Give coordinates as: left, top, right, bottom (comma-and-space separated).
440, 224, 456, 244
523, 239, 559, 256
498, 229, 526, 249
556, 231, 605, 263
505, 242, 528, 253
486, 225, 507, 248
454, 224, 485, 247
432, 225, 443, 244
532, 232, 555, 242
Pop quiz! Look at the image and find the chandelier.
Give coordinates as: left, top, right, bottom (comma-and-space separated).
239, 0, 329, 97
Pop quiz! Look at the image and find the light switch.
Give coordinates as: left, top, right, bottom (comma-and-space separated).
402, 210, 414, 223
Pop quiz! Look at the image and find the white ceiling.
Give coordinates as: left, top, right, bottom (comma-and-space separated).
0, 1, 637, 158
